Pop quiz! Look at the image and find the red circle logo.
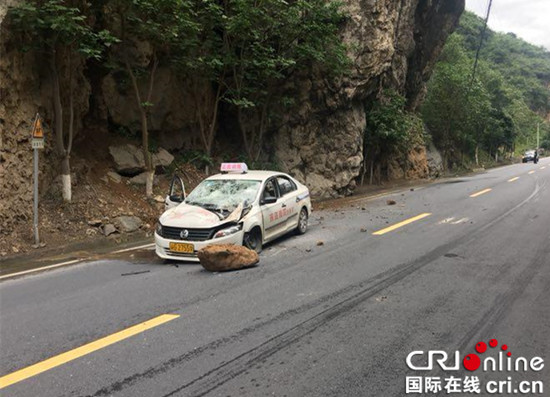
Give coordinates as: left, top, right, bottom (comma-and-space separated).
463, 354, 481, 371
476, 342, 487, 353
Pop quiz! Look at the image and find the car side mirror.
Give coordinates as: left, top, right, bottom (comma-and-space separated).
261, 197, 277, 205
169, 195, 184, 203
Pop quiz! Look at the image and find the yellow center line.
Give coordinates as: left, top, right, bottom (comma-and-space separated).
372, 213, 431, 236
0, 314, 180, 390
469, 188, 492, 198
528, 170, 535, 175
540, 166, 546, 170
508, 177, 520, 182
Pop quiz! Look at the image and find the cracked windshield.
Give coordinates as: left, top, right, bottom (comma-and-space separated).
185, 179, 260, 211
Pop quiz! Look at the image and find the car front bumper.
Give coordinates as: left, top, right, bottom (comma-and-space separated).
154, 230, 245, 262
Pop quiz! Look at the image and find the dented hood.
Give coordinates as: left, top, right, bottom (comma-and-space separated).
160, 203, 224, 228
159, 202, 244, 229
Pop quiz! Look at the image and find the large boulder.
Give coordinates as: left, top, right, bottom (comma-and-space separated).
153, 148, 175, 168
113, 215, 142, 233
109, 144, 143, 175
109, 144, 174, 176
198, 244, 259, 272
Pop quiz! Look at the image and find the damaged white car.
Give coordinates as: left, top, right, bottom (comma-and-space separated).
155, 163, 312, 261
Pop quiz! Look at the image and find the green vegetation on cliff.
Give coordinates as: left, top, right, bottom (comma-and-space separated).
422, 11, 550, 169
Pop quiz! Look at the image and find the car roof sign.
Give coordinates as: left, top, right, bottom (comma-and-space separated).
221, 162, 248, 174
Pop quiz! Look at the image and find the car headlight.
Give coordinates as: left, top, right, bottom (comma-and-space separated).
214, 224, 243, 239
156, 222, 163, 235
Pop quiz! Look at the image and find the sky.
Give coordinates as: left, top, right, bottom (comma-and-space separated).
465, 0, 550, 51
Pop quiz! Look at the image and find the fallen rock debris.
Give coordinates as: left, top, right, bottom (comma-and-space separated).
198, 244, 259, 272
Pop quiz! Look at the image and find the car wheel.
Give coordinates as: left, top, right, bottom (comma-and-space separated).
296, 208, 308, 235
243, 228, 262, 253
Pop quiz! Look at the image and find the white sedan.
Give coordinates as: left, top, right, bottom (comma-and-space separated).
155, 163, 312, 261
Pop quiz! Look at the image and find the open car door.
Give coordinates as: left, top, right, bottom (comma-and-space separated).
165, 175, 186, 211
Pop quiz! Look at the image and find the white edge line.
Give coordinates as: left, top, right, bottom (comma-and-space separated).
0, 259, 81, 280
1, 243, 155, 280
347, 186, 425, 204
112, 243, 155, 254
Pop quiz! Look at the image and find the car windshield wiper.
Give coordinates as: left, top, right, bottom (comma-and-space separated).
199, 203, 219, 210
186, 201, 203, 207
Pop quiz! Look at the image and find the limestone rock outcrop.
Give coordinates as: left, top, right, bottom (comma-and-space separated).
271, 0, 464, 198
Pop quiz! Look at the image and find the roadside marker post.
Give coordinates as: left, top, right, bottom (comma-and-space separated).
31, 113, 45, 246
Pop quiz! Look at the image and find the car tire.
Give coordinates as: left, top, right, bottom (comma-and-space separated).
295, 208, 308, 235
243, 228, 262, 254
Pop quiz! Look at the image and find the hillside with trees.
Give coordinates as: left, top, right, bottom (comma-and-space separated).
422, 11, 550, 170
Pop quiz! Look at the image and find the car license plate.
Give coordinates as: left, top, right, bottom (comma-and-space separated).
169, 242, 194, 253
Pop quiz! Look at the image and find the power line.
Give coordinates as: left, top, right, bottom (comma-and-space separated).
471, 0, 493, 85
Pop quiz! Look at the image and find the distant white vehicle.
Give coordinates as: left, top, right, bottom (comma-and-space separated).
522, 150, 538, 163
155, 163, 312, 261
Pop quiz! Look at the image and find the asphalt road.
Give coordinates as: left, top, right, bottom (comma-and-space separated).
1, 159, 549, 397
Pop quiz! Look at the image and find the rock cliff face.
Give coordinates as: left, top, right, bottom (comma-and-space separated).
1, 0, 93, 232
1, 1, 51, 231
0, 0, 463, 230
272, 0, 463, 198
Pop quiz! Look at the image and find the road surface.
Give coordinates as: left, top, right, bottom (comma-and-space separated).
1, 159, 549, 396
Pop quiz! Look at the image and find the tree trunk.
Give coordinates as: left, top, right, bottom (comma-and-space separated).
140, 109, 154, 198
145, 170, 154, 198
61, 155, 71, 202
125, 59, 156, 198
63, 58, 75, 203
50, 53, 72, 202
475, 144, 479, 166
238, 108, 253, 160
360, 156, 367, 186
369, 159, 374, 185
253, 101, 269, 162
